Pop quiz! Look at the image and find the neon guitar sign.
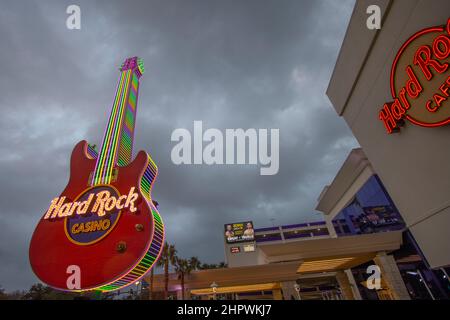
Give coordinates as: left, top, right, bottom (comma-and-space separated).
29, 57, 164, 292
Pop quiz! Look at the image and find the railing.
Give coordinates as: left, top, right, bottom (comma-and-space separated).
255, 235, 283, 243
254, 221, 327, 234
254, 226, 280, 232
252, 221, 329, 243
283, 233, 313, 240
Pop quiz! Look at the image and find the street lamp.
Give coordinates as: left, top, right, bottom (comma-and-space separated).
210, 282, 218, 300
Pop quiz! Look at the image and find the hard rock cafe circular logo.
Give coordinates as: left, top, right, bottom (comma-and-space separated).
64, 185, 122, 245
379, 18, 450, 133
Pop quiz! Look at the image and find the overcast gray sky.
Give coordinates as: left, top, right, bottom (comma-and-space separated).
0, 0, 357, 291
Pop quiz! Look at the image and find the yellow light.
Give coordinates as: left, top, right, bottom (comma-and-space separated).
192, 283, 280, 295
43, 186, 139, 221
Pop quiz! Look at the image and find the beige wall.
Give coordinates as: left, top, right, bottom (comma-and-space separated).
327, 0, 450, 268
316, 148, 375, 239
224, 241, 262, 267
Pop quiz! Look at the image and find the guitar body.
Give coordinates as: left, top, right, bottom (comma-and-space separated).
29, 140, 163, 292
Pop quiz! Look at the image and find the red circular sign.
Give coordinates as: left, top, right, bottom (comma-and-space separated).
64, 185, 121, 246
379, 18, 450, 133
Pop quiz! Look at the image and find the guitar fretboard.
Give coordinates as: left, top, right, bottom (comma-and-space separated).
91, 57, 143, 185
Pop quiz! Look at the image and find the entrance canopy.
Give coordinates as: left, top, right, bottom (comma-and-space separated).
146, 230, 403, 295
191, 283, 280, 296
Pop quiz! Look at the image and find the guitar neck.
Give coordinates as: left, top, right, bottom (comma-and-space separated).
91, 57, 144, 186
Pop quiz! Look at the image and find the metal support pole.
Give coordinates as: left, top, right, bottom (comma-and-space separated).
417, 269, 435, 300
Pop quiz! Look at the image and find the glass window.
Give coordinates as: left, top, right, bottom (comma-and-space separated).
332, 175, 405, 235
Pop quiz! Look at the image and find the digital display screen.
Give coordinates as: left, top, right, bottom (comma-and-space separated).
224, 221, 255, 243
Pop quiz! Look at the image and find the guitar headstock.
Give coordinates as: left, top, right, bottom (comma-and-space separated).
120, 57, 145, 75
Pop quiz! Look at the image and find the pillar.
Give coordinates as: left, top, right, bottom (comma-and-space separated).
345, 269, 362, 300
326, 217, 338, 238
335, 271, 355, 300
373, 252, 410, 300
280, 281, 299, 300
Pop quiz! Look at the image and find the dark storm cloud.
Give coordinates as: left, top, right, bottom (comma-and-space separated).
0, 0, 357, 291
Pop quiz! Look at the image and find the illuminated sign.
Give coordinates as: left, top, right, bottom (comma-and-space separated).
243, 244, 256, 252
43, 185, 138, 245
29, 57, 164, 293
230, 247, 240, 253
379, 18, 450, 133
225, 221, 255, 243
44, 186, 138, 220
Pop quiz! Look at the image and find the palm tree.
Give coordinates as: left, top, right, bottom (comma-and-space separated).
197, 262, 227, 270
189, 256, 201, 271
199, 263, 215, 270
174, 257, 193, 300
158, 242, 177, 299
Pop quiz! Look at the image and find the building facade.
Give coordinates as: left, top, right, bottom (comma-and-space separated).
327, 0, 450, 269
146, 147, 450, 300
316, 148, 450, 300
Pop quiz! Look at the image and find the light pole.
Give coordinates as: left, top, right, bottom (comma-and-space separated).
210, 282, 218, 300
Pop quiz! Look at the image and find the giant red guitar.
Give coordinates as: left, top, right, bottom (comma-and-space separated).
29, 57, 164, 292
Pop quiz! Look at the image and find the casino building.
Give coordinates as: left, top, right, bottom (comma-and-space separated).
147, 147, 450, 300
326, 0, 450, 270
145, 0, 450, 300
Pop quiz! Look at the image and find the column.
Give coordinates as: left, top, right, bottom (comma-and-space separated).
326, 217, 338, 238
280, 281, 299, 300
373, 252, 410, 300
335, 271, 355, 300
345, 269, 362, 300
